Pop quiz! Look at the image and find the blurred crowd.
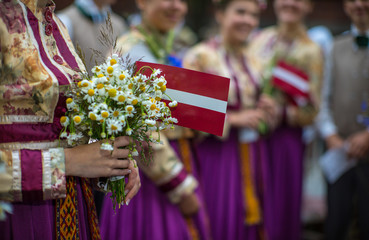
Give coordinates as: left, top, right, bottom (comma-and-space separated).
1, 0, 368, 240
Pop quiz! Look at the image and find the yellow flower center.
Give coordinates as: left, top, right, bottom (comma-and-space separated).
89, 113, 97, 121
97, 74, 104, 78
155, 97, 161, 101
118, 95, 126, 102
96, 83, 104, 89
158, 82, 164, 87
132, 99, 138, 105
88, 89, 95, 96
108, 89, 117, 97
110, 59, 117, 66
66, 98, 73, 104
128, 83, 133, 89
160, 85, 166, 92
101, 112, 109, 118
150, 104, 156, 111
111, 125, 118, 130
119, 74, 125, 80
127, 106, 133, 112
77, 81, 82, 87
82, 82, 89, 87
113, 111, 119, 117
140, 86, 146, 91
107, 66, 114, 74
95, 67, 100, 72
74, 116, 81, 123
60, 116, 67, 123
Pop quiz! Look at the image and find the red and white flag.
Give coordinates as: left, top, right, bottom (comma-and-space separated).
136, 61, 230, 137
272, 61, 310, 106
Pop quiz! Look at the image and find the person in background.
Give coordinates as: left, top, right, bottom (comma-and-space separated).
248, 0, 323, 239
99, 0, 211, 239
0, 0, 140, 239
183, 0, 272, 239
316, 0, 369, 239
58, 0, 127, 74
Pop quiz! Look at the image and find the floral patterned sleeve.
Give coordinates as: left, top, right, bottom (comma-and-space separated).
0, 147, 66, 202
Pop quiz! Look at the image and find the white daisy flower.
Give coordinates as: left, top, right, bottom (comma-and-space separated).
66, 98, 76, 111
83, 88, 95, 103
95, 83, 106, 96
125, 105, 135, 115
60, 132, 68, 139
126, 127, 133, 135
107, 119, 123, 135
60, 116, 70, 127
101, 142, 114, 151
132, 148, 139, 156
73, 115, 84, 125
152, 69, 162, 77
168, 101, 178, 107
115, 91, 127, 105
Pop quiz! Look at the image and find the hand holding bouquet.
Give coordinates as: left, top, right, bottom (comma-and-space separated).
59, 54, 178, 209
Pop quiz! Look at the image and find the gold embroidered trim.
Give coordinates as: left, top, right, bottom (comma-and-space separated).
0, 115, 51, 124
11, 150, 22, 202
155, 161, 184, 185
167, 175, 198, 204
0, 140, 68, 150
42, 150, 52, 200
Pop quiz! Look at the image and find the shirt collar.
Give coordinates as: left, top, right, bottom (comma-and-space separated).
351, 24, 369, 37
75, 0, 111, 24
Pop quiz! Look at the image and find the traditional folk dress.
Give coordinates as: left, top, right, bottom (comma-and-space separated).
0, 0, 101, 239
99, 27, 211, 240
248, 26, 323, 240
183, 37, 265, 240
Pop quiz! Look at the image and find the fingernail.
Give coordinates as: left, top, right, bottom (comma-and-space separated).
126, 199, 130, 206
124, 190, 129, 195
127, 170, 132, 174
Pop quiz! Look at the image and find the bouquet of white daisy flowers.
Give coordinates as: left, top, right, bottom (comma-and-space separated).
59, 53, 178, 210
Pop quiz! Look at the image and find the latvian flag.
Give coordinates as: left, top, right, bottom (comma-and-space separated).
136, 61, 230, 137
272, 61, 310, 106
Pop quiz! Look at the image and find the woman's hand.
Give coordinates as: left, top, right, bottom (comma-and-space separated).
64, 136, 132, 178
347, 130, 369, 159
227, 109, 266, 129
177, 192, 200, 217
257, 94, 283, 129
124, 159, 141, 205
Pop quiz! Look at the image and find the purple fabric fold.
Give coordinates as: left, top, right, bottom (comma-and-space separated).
99, 139, 213, 240
21, 149, 43, 202
0, 180, 91, 239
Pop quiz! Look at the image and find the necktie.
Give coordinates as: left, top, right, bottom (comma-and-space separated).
355, 35, 369, 49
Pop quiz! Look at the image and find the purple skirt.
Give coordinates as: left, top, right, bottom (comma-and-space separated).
99, 140, 212, 240
262, 126, 304, 240
0, 179, 92, 240
195, 128, 262, 240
